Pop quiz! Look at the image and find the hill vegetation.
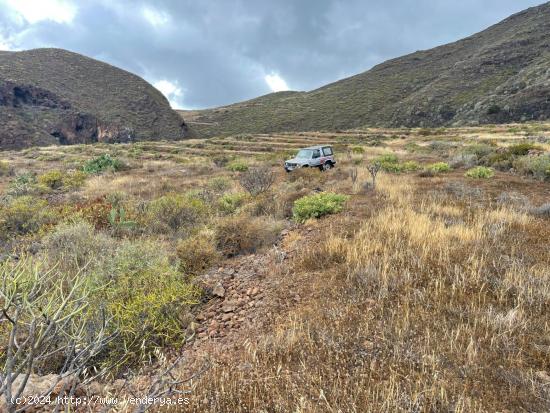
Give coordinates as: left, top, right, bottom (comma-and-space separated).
183, 2, 550, 136
0, 48, 188, 149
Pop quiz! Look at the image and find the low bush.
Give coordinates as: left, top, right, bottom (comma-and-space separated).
7, 172, 37, 196
38, 169, 64, 190
226, 160, 249, 172
64, 170, 88, 189
43, 221, 114, 273
177, 231, 220, 276
207, 176, 232, 193
215, 215, 282, 257
145, 193, 208, 235
37, 169, 88, 190
82, 154, 126, 174
426, 162, 451, 173
401, 160, 421, 172
102, 240, 201, 365
0, 196, 57, 236
72, 197, 113, 230
449, 153, 478, 168
0, 160, 13, 176
292, 192, 349, 223
218, 192, 247, 215
462, 143, 494, 158
507, 143, 541, 156
513, 155, 550, 180
239, 166, 276, 196
213, 156, 230, 168
374, 154, 401, 173
465, 166, 494, 179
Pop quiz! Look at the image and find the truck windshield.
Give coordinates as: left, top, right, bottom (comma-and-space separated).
296, 149, 313, 159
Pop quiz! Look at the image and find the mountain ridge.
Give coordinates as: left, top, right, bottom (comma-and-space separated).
182, 1, 550, 136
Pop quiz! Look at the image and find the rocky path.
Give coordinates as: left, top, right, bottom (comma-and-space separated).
178, 225, 317, 371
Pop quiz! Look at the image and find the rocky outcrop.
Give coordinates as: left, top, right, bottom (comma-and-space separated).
51, 113, 137, 145
0, 81, 70, 109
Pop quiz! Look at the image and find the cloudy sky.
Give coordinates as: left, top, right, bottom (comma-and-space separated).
0, 0, 544, 109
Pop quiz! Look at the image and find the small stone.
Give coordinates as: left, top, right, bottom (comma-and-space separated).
213, 282, 225, 298
222, 313, 232, 322
222, 304, 236, 313
251, 287, 259, 296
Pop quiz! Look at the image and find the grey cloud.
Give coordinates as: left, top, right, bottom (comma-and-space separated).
0, 0, 545, 108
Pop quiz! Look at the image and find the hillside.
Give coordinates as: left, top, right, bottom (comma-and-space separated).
0, 48, 188, 150
183, 2, 550, 136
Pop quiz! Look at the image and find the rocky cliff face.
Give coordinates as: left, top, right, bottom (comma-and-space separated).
0, 49, 188, 150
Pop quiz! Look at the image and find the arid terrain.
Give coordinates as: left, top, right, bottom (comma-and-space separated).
1, 122, 549, 411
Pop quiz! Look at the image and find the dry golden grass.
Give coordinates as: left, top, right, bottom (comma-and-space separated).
187, 172, 550, 412
1, 124, 548, 412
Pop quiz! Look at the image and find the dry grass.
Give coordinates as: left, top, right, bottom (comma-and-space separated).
1, 124, 549, 412
188, 173, 550, 412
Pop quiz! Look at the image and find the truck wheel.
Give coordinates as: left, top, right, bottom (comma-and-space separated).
321, 162, 332, 171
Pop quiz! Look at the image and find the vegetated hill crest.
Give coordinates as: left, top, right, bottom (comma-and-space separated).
0, 48, 188, 150
182, 1, 550, 137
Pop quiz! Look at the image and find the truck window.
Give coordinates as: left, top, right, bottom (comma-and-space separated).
312, 149, 321, 158
322, 147, 333, 156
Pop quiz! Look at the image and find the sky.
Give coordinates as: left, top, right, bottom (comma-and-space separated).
0, 0, 545, 109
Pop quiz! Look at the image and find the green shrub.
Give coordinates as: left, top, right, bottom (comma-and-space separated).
38, 169, 64, 190
177, 231, 220, 276
208, 176, 232, 192
145, 193, 208, 235
351, 146, 365, 154
82, 154, 125, 174
0, 196, 56, 236
465, 166, 494, 179
7, 173, 37, 196
218, 192, 247, 214
513, 155, 550, 180
426, 162, 451, 173
507, 143, 541, 156
215, 215, 282, 257
0, 160, 12, 176
401, 161, 421, 172
462, 144, 494, 158
101, 240, 201, 365
64, 170, 87, 189
43, 221, 114, 273
226, 160, 249, 172
375, 154, 402, 172
292, 192, 349, 223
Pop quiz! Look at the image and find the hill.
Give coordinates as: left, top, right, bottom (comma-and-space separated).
182, 2, 550, 136
0, 48, 188, 150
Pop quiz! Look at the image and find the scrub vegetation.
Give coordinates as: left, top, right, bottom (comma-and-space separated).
1, 122, 549, 411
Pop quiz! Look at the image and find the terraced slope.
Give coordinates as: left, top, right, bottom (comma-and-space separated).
0, 48, 188, 150
183, 2, 550, 136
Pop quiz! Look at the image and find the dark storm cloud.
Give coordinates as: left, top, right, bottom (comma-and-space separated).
0, 0, 545, 108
